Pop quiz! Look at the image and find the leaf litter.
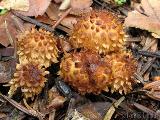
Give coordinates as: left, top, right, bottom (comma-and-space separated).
125, 0, 160, 38
0, 0, 159, 120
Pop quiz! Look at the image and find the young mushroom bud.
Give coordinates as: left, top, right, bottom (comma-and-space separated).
59, 51, 111, 94
17, 28, 59, 67
69, 10, 125, 55
104, 51, 137, 94
8, 62, 49, 99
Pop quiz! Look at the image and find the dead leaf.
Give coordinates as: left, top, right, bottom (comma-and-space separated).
0, 47, 14, 56
47, 87, 66, 110
0, 112, 7, 119
47, 96, 66, 110
134, 103, 160, 119
70, 0, 92, 15
23, 22, 35, 31
77, 104, 103, 120
61, 16, 77, 29
104, 96, 125, 120
0, 0, 29, 11
46, 2, 77, 30
59, 0, 71, 10
0, 59, 16, 83
146, 92, 160, 101
153, 76, 160, 81
71, 110, 90, 120
125, 0, 160, 37
0, 13, 18, 47
58, 37, 72, 52
71, 0, 92, 10
143, 76, 160, 91
53, 0, 63, 3
103, 0, 113, 4
46, 3, 59, 21
143, 76, 160, 101
36, 14, 55, 25
16, 0, 52, 17
0, 94, 45, 119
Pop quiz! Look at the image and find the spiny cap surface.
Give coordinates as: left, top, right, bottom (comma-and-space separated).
17, 28, 59, 68
69, 10, 125, 55
59, 51, 111, 94
104, 51, 137, 94
8, 62, 49, 99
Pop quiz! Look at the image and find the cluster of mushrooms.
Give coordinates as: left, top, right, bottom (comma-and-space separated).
8, 10, 137, 100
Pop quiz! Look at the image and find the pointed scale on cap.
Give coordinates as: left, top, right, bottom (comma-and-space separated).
17, 28, 59, 68
59, 50, 111, 94
69, 10, 125, 55
104, 51, 137, 94
8, 62, 49, 99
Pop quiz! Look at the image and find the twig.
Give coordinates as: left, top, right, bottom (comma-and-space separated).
138, 50, 160, 58
4, 21, 14, 46
125, 38, 141, 42
12, 11, 55, 32
147, 0, 160, 22
52, 8, 72, 29
93, 0, 119, 13
4, 20, 17, 60
134, 73, 144, 84
134, 103, 160, 119
49, 109, 56, 120
11, 15, 25, 32
139, 57, 156, 75
104, 96, 125, 120
64, 98, 75, 120
57, 25, 72, 34
142, 39, 157, 51
0, 94, 45, 120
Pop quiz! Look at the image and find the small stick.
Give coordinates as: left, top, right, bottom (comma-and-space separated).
52, 8, 72, 29
4, 21, 14, 46
139, 57, 156, 75
138, 50, 160, 58
134, 73, 144, 84
0, 94, 45, 119
12, 11, 55, 32
11, 15, 25, 32
142, 39, 157, 51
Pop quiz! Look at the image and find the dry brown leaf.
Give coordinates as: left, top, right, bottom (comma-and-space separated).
36, 14, 55, 25
59, 0, 71, 10
46, 2, 59, 21
0, 47, 14, 56
143, 76, 160, 101
70, 0, 92, 15
0, 59, 16, 83
0, 0, 29, 11
144, 80, 160, 91
71, 0, 92, 10
0, 112, 7, 119
47, 87, 66, 110
61, 16, 77, 29
0, 13, 18, 47
125, 0, 160, 37
147, 92, 160, 101
144, 76, 160, 91
16, 0, 52, 17
46, 2, 77, 30
104, 97, 125, 120
53, 0, 63, 3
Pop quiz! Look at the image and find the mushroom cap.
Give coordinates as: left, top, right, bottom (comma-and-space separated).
59, 51, 111, 94
69, 10, 125, 55
17, 28, 59, 68
8, 62, 49, 99
104, 51, 137, 94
